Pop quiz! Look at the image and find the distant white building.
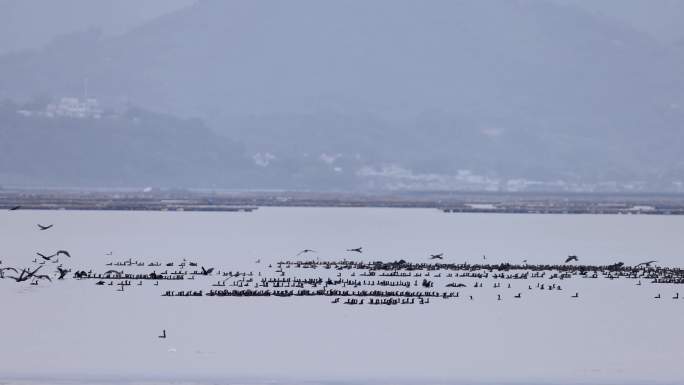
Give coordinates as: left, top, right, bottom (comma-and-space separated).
45, 97, 103, 119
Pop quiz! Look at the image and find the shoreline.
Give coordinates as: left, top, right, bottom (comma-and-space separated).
3, 189, 684, 214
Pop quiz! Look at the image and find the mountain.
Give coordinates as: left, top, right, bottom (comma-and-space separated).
0, 0, 196, 54
1, 0, 683, 191
0, 100, 251, 188
552, 0, 684, 44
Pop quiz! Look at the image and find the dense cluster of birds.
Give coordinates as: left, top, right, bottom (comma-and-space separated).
3, 205, 684, 341
3, 239, 682, 303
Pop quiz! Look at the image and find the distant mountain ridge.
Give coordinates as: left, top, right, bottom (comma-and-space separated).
1, 0, 683, 191
552, 0, 684, 44
0, 101, 252, 188
0, 0, 196, 54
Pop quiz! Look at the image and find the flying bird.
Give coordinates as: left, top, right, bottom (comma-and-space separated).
9, 206, 20, 211
37, 224, 53, 231
297, 249, 316, 256
7, 266, 43, 282
159, 330, 167, 339
0, 267, 18, 278
636, 260, 657, 268
347, 247, 363, 253
36, 252, 57, 261
201, 266, 214, 276
56, 267, 70, 280
55, 250, 71, 258
33, 274, 52, 282
430, 253, 444, 260
565, 255, 579, 263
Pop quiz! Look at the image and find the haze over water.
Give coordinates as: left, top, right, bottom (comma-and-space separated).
1, 207, 683, 384
2, 0, 683, 383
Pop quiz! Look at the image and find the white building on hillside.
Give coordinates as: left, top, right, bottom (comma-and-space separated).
45, 97, 102, 119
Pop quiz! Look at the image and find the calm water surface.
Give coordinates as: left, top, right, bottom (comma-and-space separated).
0, 208, 683, 384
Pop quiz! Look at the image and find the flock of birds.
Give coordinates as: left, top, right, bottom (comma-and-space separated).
3, 205, 684, 342
1, 207, 73, 283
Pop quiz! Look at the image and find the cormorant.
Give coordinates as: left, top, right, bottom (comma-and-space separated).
297, 249, 316, 256
565, 255, 579, 263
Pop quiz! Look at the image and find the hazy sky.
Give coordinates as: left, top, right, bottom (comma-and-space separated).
0, 0, 683, 55
1, 0, 684, 191
0, 0, 196, 54
554, 0, 684, 44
